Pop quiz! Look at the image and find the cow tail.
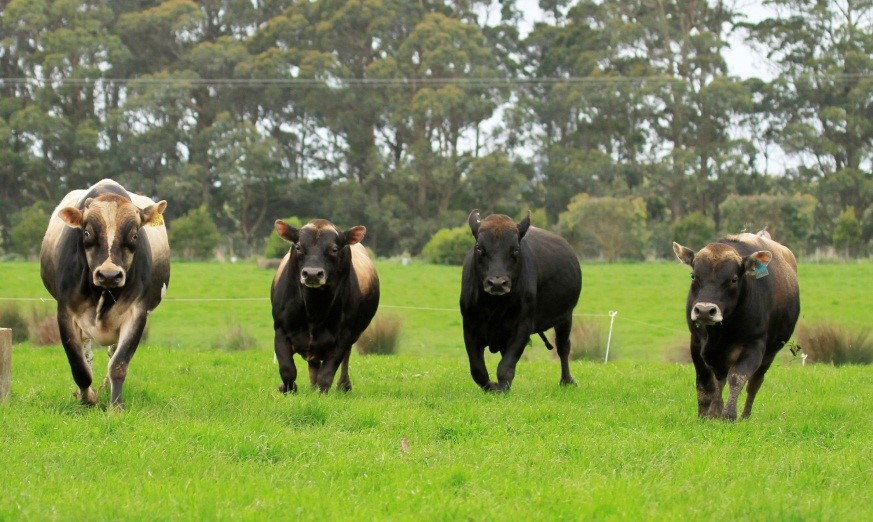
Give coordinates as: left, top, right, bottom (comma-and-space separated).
538, 331, 554, 350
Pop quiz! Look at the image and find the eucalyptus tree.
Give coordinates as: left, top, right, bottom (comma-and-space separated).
748, 0, 873, 243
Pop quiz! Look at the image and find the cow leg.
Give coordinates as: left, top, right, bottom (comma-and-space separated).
274, 329, 297, 393
690, 335, 717, 418
463, 328, 494, 391
494, 325, 533, 392
554, 319, 576, 386
336, 349, 352, 392
742, 351, 777, 419
708, 378, 726, 418
57, 308, 97, 405
106, 313, 148, 408
307, 360, 321, 389
315, 345, 350, 393
723, 341, 765, 421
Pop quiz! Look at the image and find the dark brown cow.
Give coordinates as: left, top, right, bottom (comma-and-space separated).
271, 219, 379, 393
673, 230, 800, 420
460, 211, 582, 392
40, 179, 170, 407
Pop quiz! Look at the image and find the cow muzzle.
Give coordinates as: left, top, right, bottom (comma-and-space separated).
483, 275, 511, 296
691, 302, 723, 325
300, 267, 327, 288
93, 265, 126, 288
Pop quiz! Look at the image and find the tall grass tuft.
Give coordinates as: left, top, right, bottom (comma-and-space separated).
796, 323, 873, 366
562, 321, 609, 362
664, 339, 693, 364
356, 313, 403, 355
213, 321, 258, 351
0, 303, 30, 343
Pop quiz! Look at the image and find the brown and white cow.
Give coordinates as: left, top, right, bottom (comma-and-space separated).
271, 219, 379, 393
40, 179, 170, 407
673, 230, 800, 420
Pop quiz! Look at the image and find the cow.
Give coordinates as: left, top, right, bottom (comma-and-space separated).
40, 179, 170, 407
673, 230, 800, 420
460, 210, 582, 392
271, 218, 379, 394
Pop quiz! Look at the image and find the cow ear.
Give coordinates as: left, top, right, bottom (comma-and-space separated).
59, 207, 83, 229
673, 242, 695, 266
140, 200, 167, 227
468, 210, 481, 238
344, 226, 366, 245
275, 220, 299, 243
517, 210, 531, 239
743, 250, 772, 274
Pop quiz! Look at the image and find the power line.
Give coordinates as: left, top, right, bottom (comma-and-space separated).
1, 72, 870, 88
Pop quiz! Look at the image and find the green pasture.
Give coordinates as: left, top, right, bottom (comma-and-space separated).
1, 261, 871, 519
2, 260, 870, 360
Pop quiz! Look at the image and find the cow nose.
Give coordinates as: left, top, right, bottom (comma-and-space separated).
96, 268, 125, 287
691, 302, 723, 324
484, 276, 510, 295
300, 267, 326, 287
301, 268, 325, 279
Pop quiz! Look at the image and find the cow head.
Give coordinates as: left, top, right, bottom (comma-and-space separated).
468, 210, 531, 296
275, 219, 365, 289
673, 241, 772, 326
58, 195, 166, 289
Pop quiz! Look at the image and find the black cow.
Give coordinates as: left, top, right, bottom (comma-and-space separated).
271, 219, 380, 393
40, 179, 170, 407
673, 230, 800, 420
460, 211, 582, 392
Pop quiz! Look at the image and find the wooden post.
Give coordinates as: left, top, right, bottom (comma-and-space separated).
0, 328, 11, 401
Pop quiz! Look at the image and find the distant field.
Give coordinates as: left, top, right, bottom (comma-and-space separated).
1, 260, 870, 360
1, 261, 871, 519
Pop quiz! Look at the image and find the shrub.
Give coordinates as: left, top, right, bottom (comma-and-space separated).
833, 206, 862, 257
0, 304, 29, 344
9, 201, 52, 259
558, 194, 649, 260
421, 226, 473, 265
356, 313, 403, 355
796, 323, 872, 366
169, 205, 220, 261
672, 212, 716, 249
264, 216, 303, 259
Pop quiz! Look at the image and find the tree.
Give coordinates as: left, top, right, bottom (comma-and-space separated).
833, 206, 862, 257
168, 205, 220, 261
748, 0, 873, 241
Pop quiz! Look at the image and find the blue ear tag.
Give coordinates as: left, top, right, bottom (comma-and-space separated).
754, 260, 769, 279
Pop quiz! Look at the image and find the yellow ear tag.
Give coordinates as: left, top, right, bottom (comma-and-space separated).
150, 213, 165, 226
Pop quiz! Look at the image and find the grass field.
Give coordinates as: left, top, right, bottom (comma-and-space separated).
1, 260, 871, 519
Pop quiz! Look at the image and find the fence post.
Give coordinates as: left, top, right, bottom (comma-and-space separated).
0, 328, 11, 401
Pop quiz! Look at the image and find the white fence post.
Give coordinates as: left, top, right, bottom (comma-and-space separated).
604, 311, 618, 363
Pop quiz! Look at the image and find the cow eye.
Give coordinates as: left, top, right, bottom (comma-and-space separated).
131, 233, 138, 242
295, 244, 303, 254
83, 230, 91, 240
329, 245, 339, 255
690, 274, 695, 280
475, 245, 484, 255
511, 247, 520, 258
731, 275, 739, 284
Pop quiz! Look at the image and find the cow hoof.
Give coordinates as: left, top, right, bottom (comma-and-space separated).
337, 382, 352, 393
483, 382, 509, 393
74, 387, 99, 406
560, 378, 578, 387
278, 382, 298, 394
